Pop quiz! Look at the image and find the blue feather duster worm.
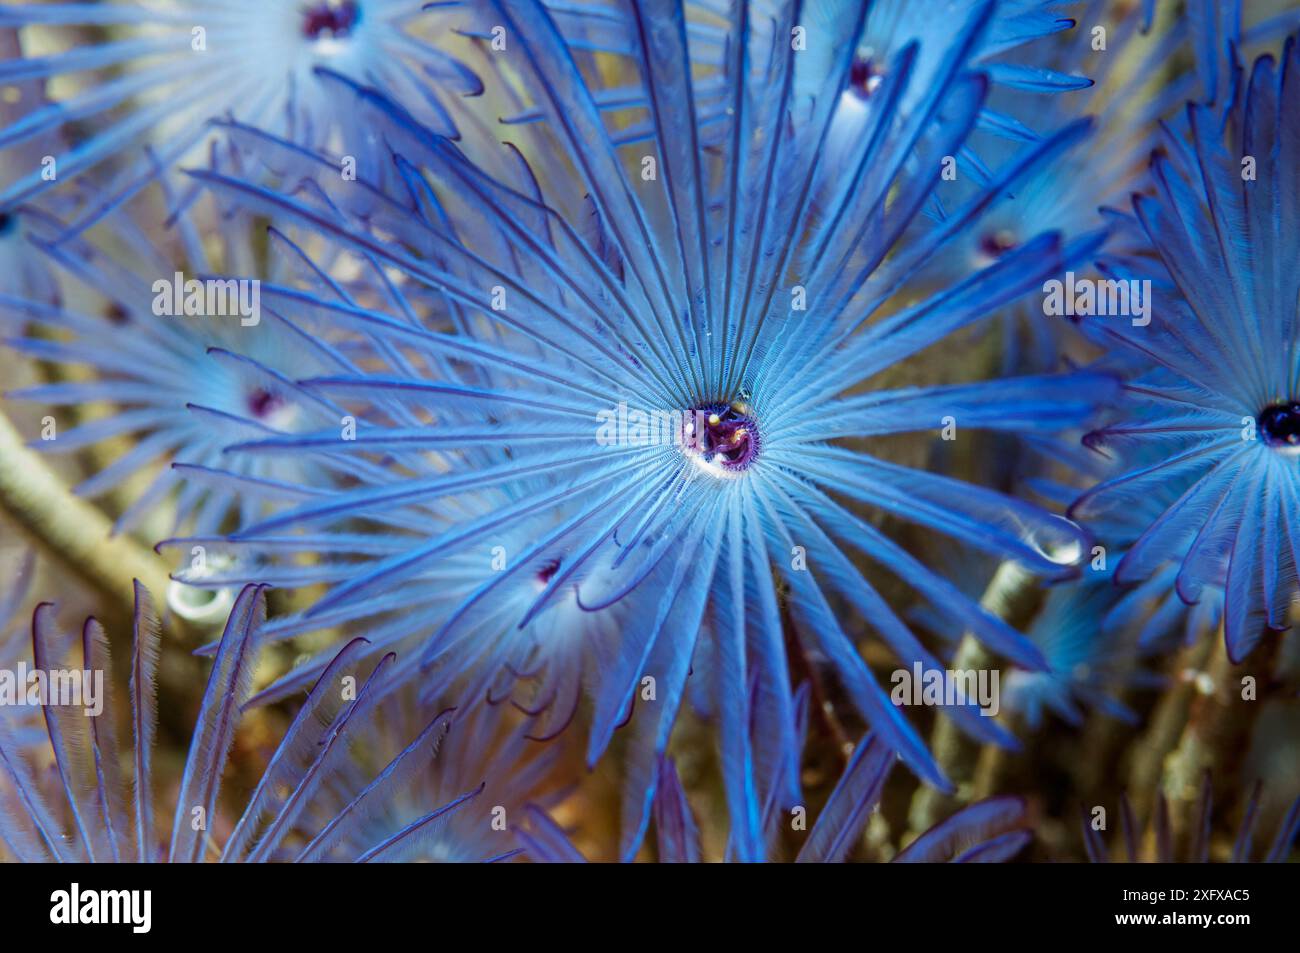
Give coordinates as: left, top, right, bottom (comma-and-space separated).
1071, 34, 1300, 664
145, 0, 1131, 861
0, 581, 557, 862
0, 196, 363, 539
0, 0, 494, 236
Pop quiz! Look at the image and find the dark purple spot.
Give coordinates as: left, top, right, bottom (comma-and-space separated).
537, 558, 561, 585
302, 1, 359, 40
849, 55, 883, 99
979, 230, 1018, 259
0, 212, 13, 235
1258, 402, 1300, 448
247, 388, 285, 420
686, 402, 761, 471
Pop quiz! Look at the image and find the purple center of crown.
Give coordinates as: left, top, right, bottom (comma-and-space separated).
1259, 402, 1300, 449
685, 403, 760, 471
537, 557, 562, 586
978, 230, 1018, 259
849, 55, 884, 99
247, 388, 285, 420
303, 1, 359, 40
